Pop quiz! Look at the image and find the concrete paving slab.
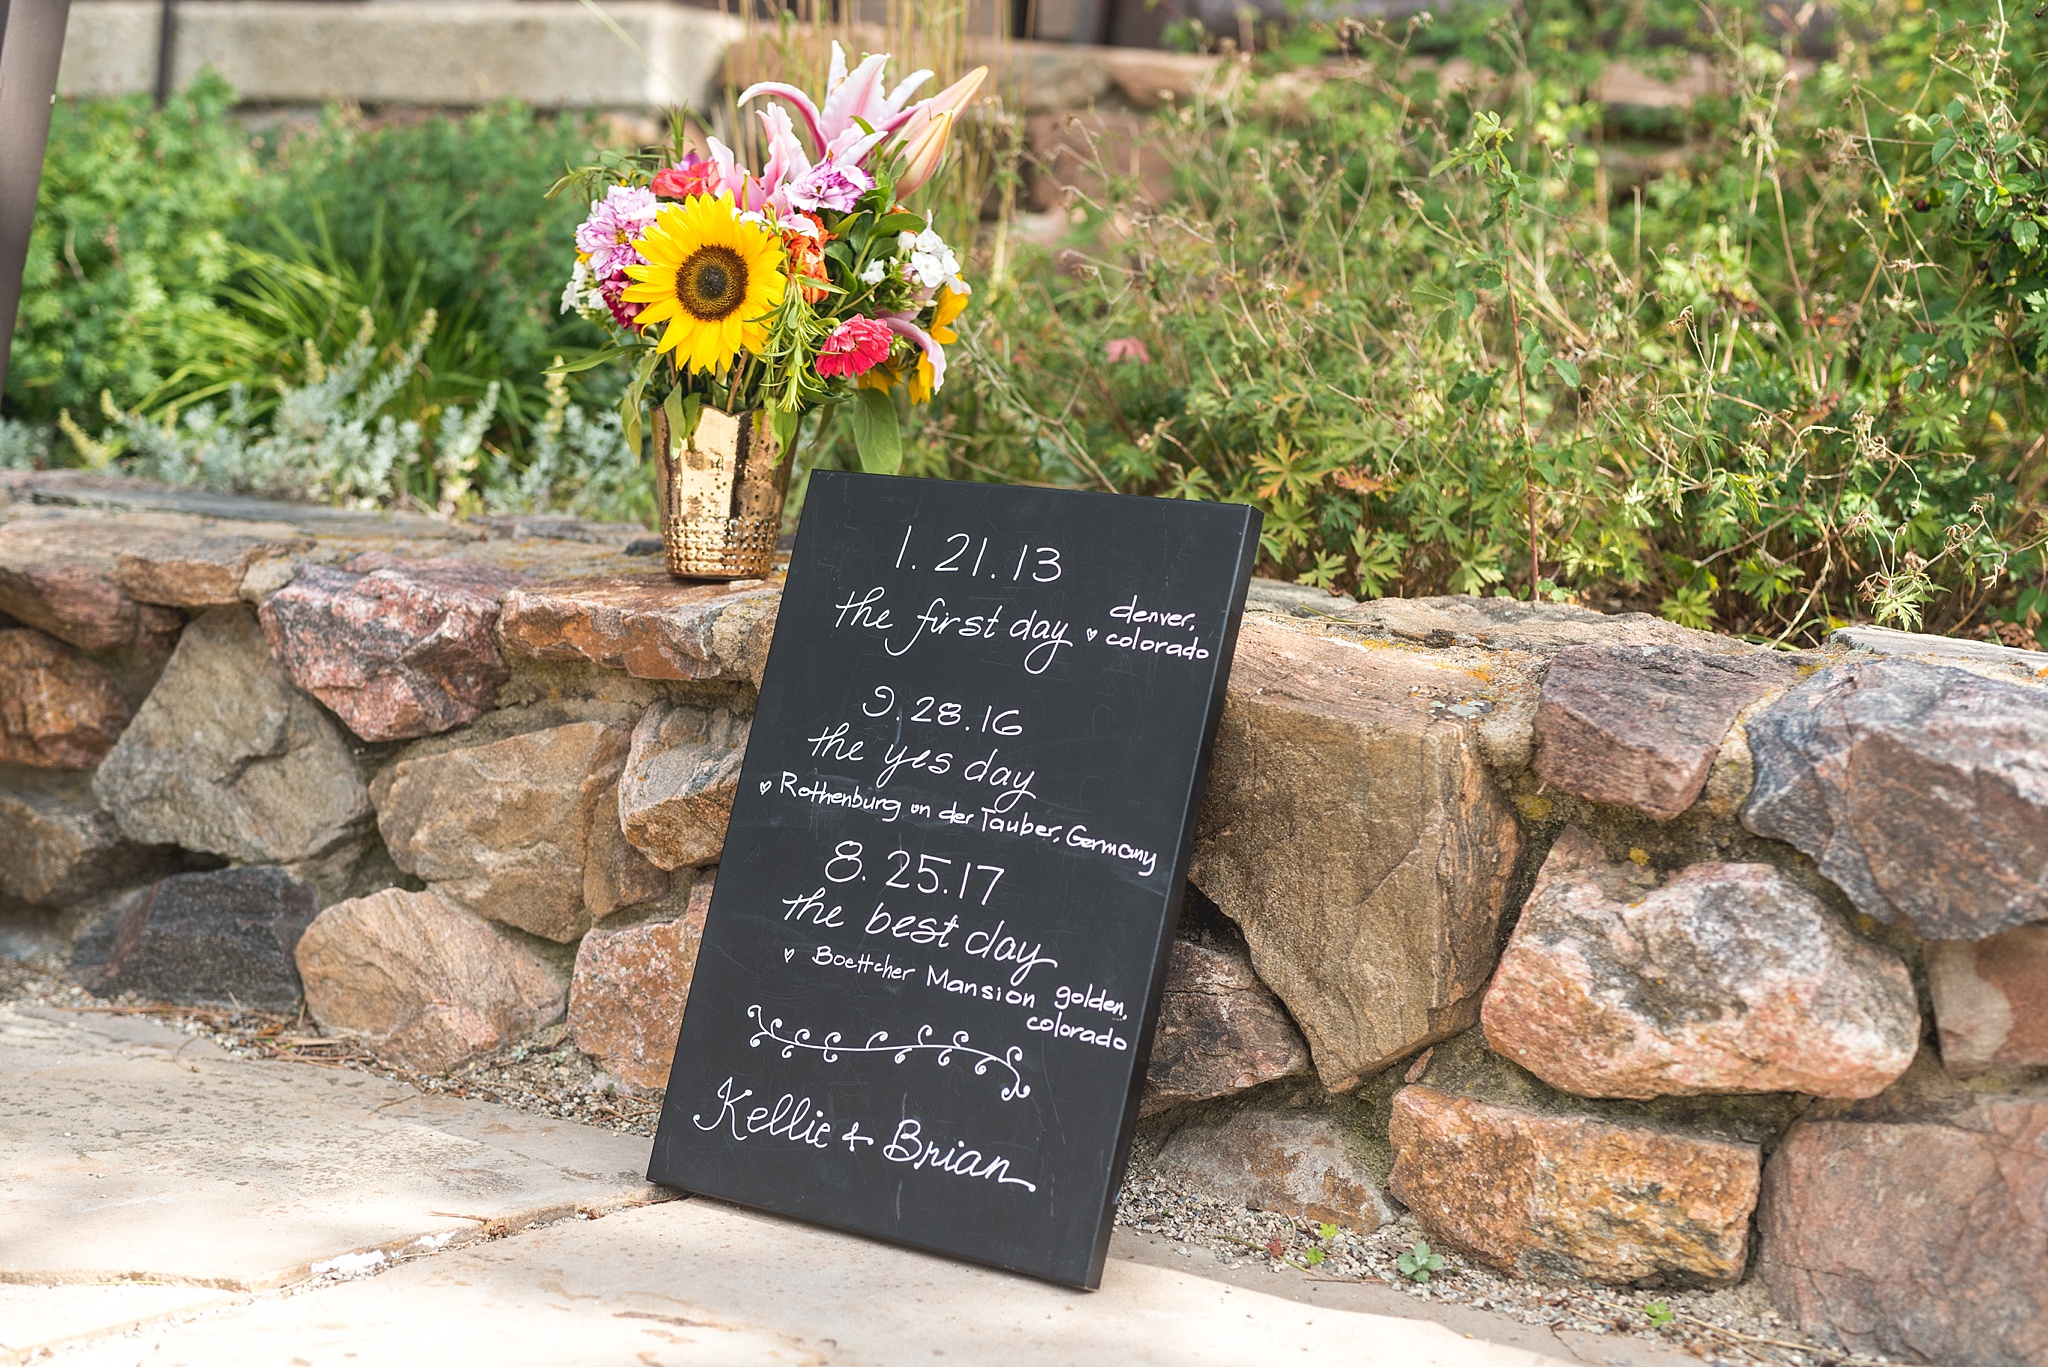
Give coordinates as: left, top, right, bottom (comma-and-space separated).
57, 1198, 1570, 1367
0, 1284, 229, 1366
0, 1006, 668, 1290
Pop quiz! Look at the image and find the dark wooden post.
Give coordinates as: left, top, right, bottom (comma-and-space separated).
0, 0, 71, 401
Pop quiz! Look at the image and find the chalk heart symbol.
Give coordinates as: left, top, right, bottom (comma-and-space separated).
759, 779, 772, 794
784, 948, 795, 963
1086, 628, 1098, 641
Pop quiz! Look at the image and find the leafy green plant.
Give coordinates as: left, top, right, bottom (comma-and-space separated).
1644, 1301, 1676, 1326
916, 0, 2048, 645
1396, 1238, 1447, 1283
6, 72, 261, 423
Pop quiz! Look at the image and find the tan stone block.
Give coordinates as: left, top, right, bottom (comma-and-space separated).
1152, 1107, 1393, 1232
296, 887, 566, 1073
372, 720, 631, 942
498, 575, 778, 686
1389, 1087, 1760, 1285
617, 700, 746, 871
1191, 619, 1521, 1090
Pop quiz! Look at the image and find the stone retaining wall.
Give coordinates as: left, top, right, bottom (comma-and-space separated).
3, 469, 2043, 1367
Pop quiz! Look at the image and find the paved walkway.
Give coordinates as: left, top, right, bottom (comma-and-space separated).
2, 1006, 1687, 1367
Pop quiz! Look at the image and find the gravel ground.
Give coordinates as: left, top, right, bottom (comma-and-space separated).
4, 956, 1903, 1367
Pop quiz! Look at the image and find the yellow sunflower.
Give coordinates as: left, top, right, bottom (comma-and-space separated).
622, 195, 787, 374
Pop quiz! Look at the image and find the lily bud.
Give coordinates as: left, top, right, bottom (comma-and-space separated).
896, 109, 956, 195
926, 65, 988, 119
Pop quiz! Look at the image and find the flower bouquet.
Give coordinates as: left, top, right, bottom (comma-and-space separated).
552, 45, 985, 578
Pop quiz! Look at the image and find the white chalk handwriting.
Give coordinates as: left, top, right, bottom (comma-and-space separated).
747, 1004, 1031, 1101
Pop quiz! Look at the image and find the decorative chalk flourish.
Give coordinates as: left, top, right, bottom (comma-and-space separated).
746, 1004, 1031, 1101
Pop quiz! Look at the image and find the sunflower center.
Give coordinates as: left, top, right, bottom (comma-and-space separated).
677, 246, 749, 321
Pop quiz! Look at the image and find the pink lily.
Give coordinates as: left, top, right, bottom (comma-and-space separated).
703, 137, 760, 210
738, 42, 933, 159
882, 311, 947, 392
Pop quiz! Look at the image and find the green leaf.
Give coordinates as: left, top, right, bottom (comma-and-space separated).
850, 389, 902, 474
545, 343, 640, 375
767, 405, 802, 464
1304, 1248, 1326, 1267
1550, 356, 1581, 388
1318, 1222, 1340, 1241
661, 386, 685, 452
1455, 287, 1477, 319
874, 211, 926, 236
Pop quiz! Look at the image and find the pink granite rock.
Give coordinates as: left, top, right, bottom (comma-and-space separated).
0, 627, 130, 768
567, 874, 712, 1091
1927, 925, 2048, 1075
1758, 1095, 2048, 1367
498, 575, 778, 686
296, 887, 566, 1073
1482, 829, 1920, 1099
1533, 644, 1794, 820
258, 556, 524, 742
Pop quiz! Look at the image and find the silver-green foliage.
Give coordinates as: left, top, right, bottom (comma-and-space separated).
483, 367, 648, 523
113, 314, 496, 510
0, 419, 50, 471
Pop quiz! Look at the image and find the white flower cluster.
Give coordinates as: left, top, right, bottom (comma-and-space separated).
899, 225, 961, 290
559, 259, 607, 323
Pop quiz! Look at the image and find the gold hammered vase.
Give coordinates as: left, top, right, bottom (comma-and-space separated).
652, 403, 792, 580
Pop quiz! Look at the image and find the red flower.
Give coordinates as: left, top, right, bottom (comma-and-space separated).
815, 316, 895, 379
651, 156, 719, 201
599, 276, 643, 329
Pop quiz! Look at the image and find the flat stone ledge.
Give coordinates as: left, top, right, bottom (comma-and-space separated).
58, 1, 740, 109
498, 574, 781, 686
0, 1283, 231, 1365
1832, 622, 2048, 675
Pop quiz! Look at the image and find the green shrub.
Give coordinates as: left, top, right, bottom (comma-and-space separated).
250, 102, 618, 440
919, 0, 2048, 643
7, 77, 638, 515
6, 72, 261, 423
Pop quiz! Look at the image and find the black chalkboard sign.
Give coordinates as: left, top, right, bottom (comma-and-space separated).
649, 472, 1260, 1288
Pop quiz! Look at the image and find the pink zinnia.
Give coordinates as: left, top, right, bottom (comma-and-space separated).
816, 316, 894, 378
